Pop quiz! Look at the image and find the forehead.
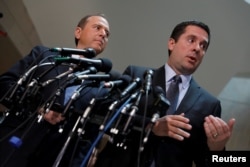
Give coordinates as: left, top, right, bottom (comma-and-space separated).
86, 16, 110, 30
183, 25, 208, 42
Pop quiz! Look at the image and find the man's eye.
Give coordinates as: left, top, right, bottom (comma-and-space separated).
105, 30, 110, 37
188, 38, 194, 43
200, 43, 208, 50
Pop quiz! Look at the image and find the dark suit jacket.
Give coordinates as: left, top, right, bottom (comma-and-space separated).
0, 45, 109, 167
95, 65, 221, 167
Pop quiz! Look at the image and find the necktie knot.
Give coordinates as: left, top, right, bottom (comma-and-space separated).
172, 75, 182, 84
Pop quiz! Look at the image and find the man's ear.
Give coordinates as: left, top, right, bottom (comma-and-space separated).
74, 27, 81, 39
168, 38, 175, 51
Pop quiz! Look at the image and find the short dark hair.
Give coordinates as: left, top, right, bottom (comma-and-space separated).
74, 13, 107, 46
168, 20, 210, 55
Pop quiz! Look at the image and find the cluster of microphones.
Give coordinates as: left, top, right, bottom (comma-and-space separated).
0, 47, 170, 166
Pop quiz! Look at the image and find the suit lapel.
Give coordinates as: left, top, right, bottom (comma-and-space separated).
152, 66, 166, 91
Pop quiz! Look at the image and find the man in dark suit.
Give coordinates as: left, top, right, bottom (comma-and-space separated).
95, 20, 235, 167
0, 13, 111, 167
125, 20, 236, 167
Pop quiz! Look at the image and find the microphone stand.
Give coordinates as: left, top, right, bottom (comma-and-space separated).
52, 116, 82, 167
52, 81, 101, 167
3, 62, 54, 102
0, 63, 55, 117
61, 83, 86, 117
18, 63, 59, 105
109, 102, 132, 136
98, 79, 141, 132
79, 91, 139, 167
122, 89, 144, 135
38, 67, 97, 124
137, 86, 151, 167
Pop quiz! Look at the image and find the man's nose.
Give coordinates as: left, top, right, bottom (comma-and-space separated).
99, 29, 107, 38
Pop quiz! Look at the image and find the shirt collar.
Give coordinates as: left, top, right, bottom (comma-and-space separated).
164, 63, 192, 89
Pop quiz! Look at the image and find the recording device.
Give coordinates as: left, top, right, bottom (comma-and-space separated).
54, 57, 112, 73
50, 47, 96, 58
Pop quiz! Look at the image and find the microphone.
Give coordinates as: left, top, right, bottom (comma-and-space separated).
143, 69, 154, 92
4, 62, 54, 102
141, 86, 170, 148
104, 75, 132, 89
122, 89, 143, 135
54, 57, 112, 73
152, 86, 170, 115
50, 47, 96, 58
106, 70, 122, 81
98, 77, 139, 132
77, 70, 121, 81
67, 66, 97, 79
77, 74, 111, 81
120, 77, 141, 99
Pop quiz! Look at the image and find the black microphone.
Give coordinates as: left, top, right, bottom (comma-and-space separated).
50, 47, 96, 58
67, 66, 97, 79
76, 70, 121, 81
98, 77, 140, 132
54, 57, 112, 73
141, 86, 170, 148
104, 74, 132, 89
120, 77, 141, 99
152, 86, 170, 115
107, 70, 122, 81
77, 74, 111, 81
143, 69, 154, 92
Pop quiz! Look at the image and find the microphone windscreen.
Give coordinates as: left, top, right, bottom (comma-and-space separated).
108, 70, 122, 80
99, 58, 112, 73
84, 48, 96, 58
153, 85, 166, 97
119, 75, 132, 85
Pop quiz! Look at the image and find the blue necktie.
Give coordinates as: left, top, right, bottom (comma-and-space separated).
166, 75, 181, 115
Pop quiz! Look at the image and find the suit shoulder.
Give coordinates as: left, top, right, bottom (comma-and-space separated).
197, 83, 220, 103
31, 45, 50, 52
